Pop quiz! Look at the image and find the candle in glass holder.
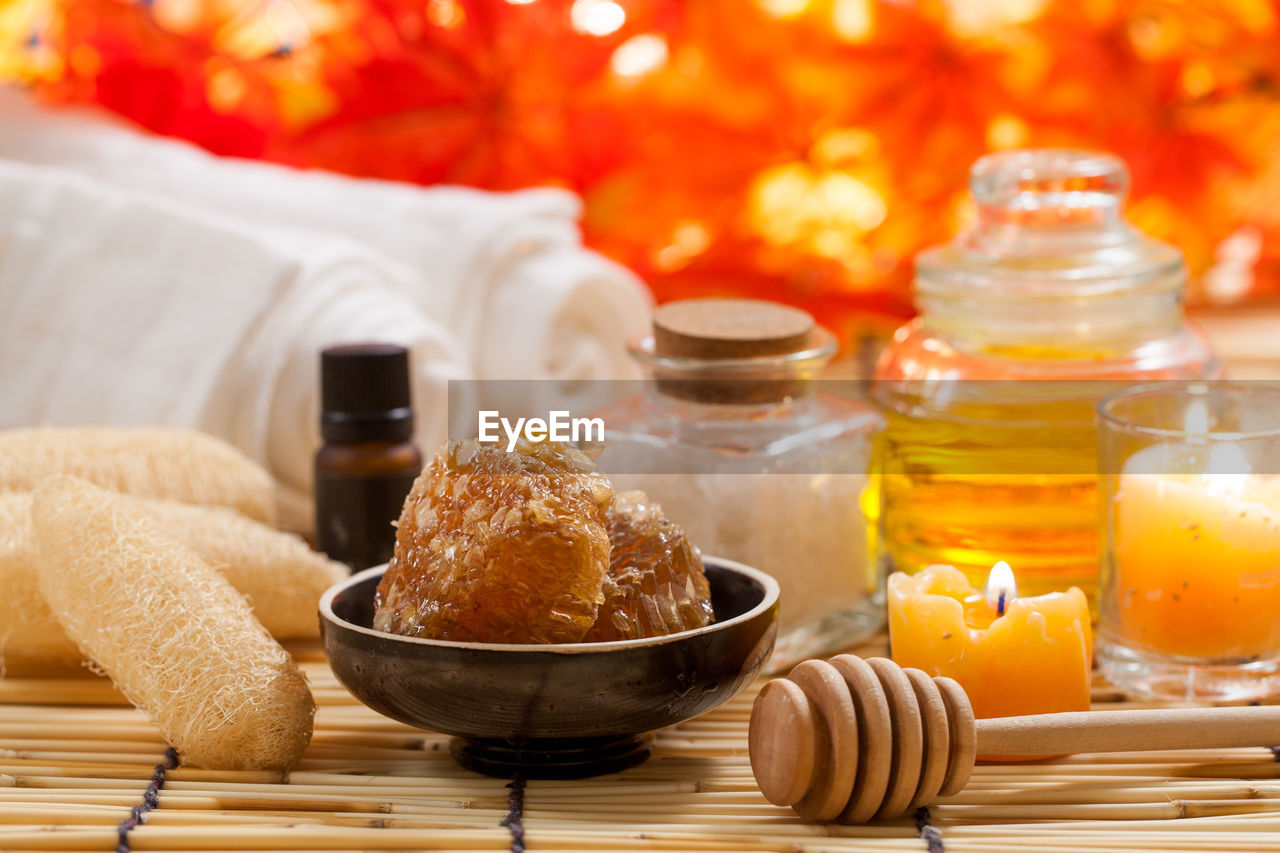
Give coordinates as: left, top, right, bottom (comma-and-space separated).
1097, 382, 1280, 701
1110, 443, 1280, 659
888, 562, 1091, 720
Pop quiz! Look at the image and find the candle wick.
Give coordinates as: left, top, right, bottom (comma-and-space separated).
997, 591, 1006, 617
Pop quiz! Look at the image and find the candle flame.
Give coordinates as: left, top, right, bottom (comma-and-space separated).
1184, 398, 1211, 435
985, 560, 1017, 615
1205, 442, 1253, 497
1182, 396, 1253, 496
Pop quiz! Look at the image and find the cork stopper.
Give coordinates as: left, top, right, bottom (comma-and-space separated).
647, 299, 820, 405
653, 299, 815, 360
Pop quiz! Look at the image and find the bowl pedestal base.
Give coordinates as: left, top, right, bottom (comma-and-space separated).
450, 734, 654, 779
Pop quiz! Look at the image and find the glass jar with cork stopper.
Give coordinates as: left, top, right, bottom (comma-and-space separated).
872, 149, 1220, 605
594, 298, 884, 670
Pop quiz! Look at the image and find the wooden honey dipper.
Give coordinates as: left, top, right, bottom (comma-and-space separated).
749, 654, 1280, 823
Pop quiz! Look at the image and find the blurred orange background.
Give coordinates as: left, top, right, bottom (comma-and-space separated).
4, 0, 1279, 339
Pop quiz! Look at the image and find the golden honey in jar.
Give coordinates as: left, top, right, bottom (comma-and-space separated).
872, 150, 1219, 603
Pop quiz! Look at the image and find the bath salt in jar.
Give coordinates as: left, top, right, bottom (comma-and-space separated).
595, 298, 884, 671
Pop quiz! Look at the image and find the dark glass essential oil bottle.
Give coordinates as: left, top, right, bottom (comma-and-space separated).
314, 343, 423, 572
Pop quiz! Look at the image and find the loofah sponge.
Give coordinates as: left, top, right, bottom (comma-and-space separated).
31, 476, 315, 771
0, 492, 348, 667
0, 495, 80, 666
0, 427, 276, 524
140, 499, 347, 638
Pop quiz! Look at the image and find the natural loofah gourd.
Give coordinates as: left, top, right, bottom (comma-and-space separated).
0, 493, 348, 667
140, 499, 347, 638
31, 476, 315, 771
0, 427, 276, 524
0, 495, 80, 666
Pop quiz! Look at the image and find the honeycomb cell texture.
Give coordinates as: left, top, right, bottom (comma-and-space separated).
585, 490, 715, 643
374, 439, 613, 644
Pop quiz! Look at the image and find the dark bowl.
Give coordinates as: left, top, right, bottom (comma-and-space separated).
319, 557, 778, 779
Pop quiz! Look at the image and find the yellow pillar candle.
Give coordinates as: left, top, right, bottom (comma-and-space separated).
1111, 445, 1280, 659
888, 563, 1091, 720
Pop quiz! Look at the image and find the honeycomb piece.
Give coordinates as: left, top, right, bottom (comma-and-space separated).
584, 490, 715, 643
374, 438, 613, 644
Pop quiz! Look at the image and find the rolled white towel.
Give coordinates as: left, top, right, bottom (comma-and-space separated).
0, 89, 652, 381
0, 158, 472, 525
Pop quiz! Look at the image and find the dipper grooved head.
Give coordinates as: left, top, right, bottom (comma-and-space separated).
749, 655, 977, 823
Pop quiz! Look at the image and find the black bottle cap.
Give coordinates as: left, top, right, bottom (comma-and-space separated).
319, 343, 414, 442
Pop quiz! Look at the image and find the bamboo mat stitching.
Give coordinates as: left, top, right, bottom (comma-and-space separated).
914, 806, 944, 852
114, 745, 177, 853
501, 773, 526, 852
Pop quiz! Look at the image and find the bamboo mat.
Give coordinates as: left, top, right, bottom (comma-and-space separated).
3, 638, 1280, 853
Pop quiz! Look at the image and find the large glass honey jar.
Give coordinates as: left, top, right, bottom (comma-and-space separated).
873, 150, 1219, 602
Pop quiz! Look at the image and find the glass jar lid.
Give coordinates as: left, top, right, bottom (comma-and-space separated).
916, 149, 1184, 299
